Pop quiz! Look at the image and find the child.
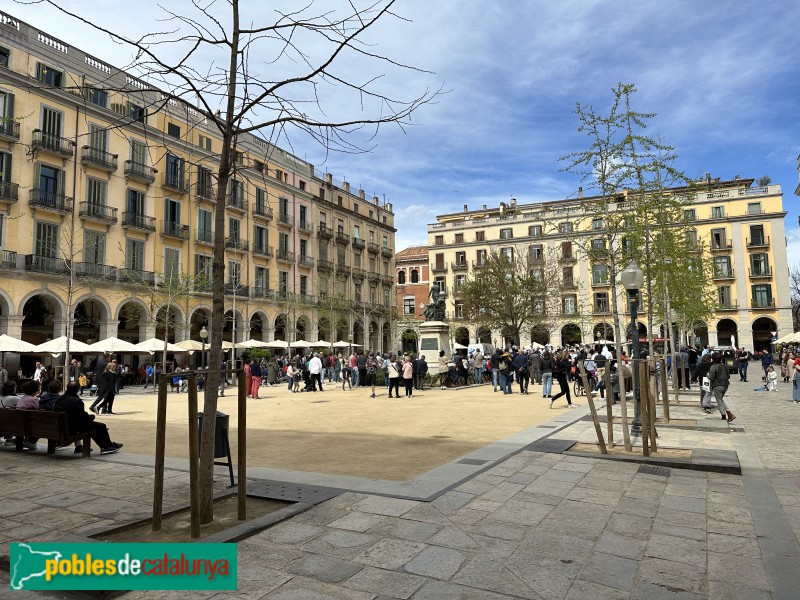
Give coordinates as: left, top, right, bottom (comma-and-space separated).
78, 372, 88, 396
766, 365, 778, 391
286, 364, 296, 393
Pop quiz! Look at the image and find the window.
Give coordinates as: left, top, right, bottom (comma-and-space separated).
749, 224, 765, 245
36, 62, 63, 87
84, 87, 107, 108
127, 189, 145, 215
254, 159, 265, 172
747, 202, 762, 215
529, 244, 543, 262
455, 251, 466, 266
84, 230, 106, 264
254, 187, 267, 214
475, 230, 485, 242
36, 163, 65, 202
129, 103, 146, 123
299, 181, 306, 191
711, 228, 727, 249
0, 46, 9, 68
126, 239, 145, 271
403, 296, 415, 315
300, 275, 308, 297
382, 235, 389, 248
86, 177, 106, 208
279, 271, 288, 295
88, 124, 108, 153
563, 295, 577, 315
411, 269, 419, 283
591, 218, 604, 230
750, 253, 769, 275
434, 276, 446, 295
194, 255, 212, 290
275, 169, 284, 181
254, 266, 269, 294
434, 235, 444, 245
130, 139, 147, 166
164, 247, 181, 280
165, 153, 185, 189
229, 179, 245, 205
197, 209, 213, 242
337, 243, 346, 265
560, 222, 573, 233
0, 91, 14, 130
398, 271, 406, 284
167, 123, 181, 138
234, 151, 244, 165
500, 228, 513, 240
227, 260, 241, 287
683, 208, 696, 221
455, 232, 464, 244
591, 238, 605, 251
455, 274, 466, 289
714, 256, 732, 277
500, 247, 513, 260
475, 249, 487, 266
685, 229, 698, 249
228, 217, 241, 242
318, 239, 328, 261
353, 223, 360, 240
454, 301, 464, 319
35, 222, 59, 258
562, 267, 574, 287
254, 225, 268, 253
751, 284, 772, 307
41, 106, 63, 138
621, 236, 634, 256
711, 205, 725, 219
528, 225, 542, 238
198, 134, 212, 151
0, 214, 3, 247
369, 210, 374, 220
198, 167, 213, 198
299, 239, 308, 261
718, 286, 732, 307
594, 292, 609, 313
354, 203, 359, 214
561, 241, 572, 259
592, 264, 609, 285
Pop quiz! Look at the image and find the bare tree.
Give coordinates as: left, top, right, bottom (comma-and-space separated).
789, 263, 800, 332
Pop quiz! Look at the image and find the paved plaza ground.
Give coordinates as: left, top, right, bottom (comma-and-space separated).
1, 377, 800, 599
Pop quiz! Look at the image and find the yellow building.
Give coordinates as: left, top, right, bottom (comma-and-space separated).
0, 12, 396, 371
427, 178, 791, 352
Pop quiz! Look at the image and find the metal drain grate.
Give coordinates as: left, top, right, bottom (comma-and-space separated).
247, 481, 342, 503
638, 465, 671, 477
457, 458, 490, 465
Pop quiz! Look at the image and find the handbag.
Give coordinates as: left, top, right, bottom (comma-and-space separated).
701, 376, 711, 392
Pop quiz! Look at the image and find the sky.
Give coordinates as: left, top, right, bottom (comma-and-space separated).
7, 1, 800, 257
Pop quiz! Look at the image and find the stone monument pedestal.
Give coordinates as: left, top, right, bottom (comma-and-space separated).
418, 321, 450, 372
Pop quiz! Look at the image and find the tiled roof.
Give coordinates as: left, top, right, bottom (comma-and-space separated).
395, 245, 428, 260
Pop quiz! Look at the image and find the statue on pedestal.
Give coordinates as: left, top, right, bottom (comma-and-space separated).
422, 285, 446, 322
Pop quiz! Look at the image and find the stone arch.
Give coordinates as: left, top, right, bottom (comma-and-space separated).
690, 322, 709, 348
752, 316, 777, 352
401, 328, 418, 354
189, 306, 212, 341
716, 318, 738, 347
382, 323, 391, 354
454, 326, 469, 348
0, 288, 13, 335
477, 326, 492, 344
296, 315, 310, 341
593, 322, 614, 343
530, 325, 549, 346
117, 300, 149, 343
274, 314, 288, 341
20, 292, 64, 344
561, 323, 582, 346
249, 310, 268, 341
353, 321, 364, 347
397, 270, 406, 285
317, 317, 331, 342
72, 297, 110, 343
625, 321, 648, 341
410, 269, 419, 284
335, 318, 348, 342
223, 308, 245, 343
155, 304, 185, 344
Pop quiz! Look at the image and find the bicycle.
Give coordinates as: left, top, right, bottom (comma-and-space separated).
573, 373, 598, 397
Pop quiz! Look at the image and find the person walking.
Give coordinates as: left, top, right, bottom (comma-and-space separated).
250, 359, 262, 399
792, 356, 800, 403
356, 351, 367, 388
697, 353, 713, 413
309, 352, 324, 392
530, 350, 542, 385
387, 354, 402, 398
540, 351, 554, 398
365, 353, 378, 398
402, 356, 414, 397
340, 356, 352, 391
472, 349, 484, 385
709, 351, 735, 422
550, 351, 578, 409
490, 349, 501, 392
349, 353, 360, 388
498, 350, 513, 395
761, 348, 774, 381
438, 350, 448, 390
513, 349, 530, 394
737, 347, 750, 382
143, 363, 155, 390
90, 362, 117, 414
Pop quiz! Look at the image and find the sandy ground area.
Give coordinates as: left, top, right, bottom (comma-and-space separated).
93, 380, 566, 481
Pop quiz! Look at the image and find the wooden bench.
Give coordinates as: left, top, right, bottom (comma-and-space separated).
0, 409, 92, 458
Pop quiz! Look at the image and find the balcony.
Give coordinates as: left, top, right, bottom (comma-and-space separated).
593, 306, 611, 315
747, 236, 770, 249
252, 244, 273, 258
318, 224, 334, 239
162, 221, 189, 240
227, 195, 248, 213
562, 279, 578, 290
253, 204, 273, 221
196, 229, 214, 245
277, 212, 293, 228
124, 161, 157, 185
299, 294, 317, 306
352, 267, 366, 281
717, 301, 738, 311
277, 248, 295, 263
591, 278, 611, 288
162, 173, 187, 194
0, 181, 19, 204
751, 298, 775, 309
712, 268, 735, 281
122, 212, 156, 232
78, 202, 118, 224
196, 182, 215, 202
298, 220, 314, 235
382, 275, 395, 286
431, 263, 448, 273
120, 268, 156, 286
225, 238, 248, 252
1, 250, 17, 269
29, 190, 73, 214
336, 231, 350, 245
32, 129, 74, 158
224, 284, 250, 297
367, 241, 379, 254
748, 268, 772, 279
559, 255, 577, 264
336, 263, 351, 276
367, 271, 381, 283
710, 241, 732, 252
81, 146, 118, 172
24, 254, 68, 274
317, 259, 333, 272
352, 237, 366, 250
74, 262, 117, 280
451, 261, 468, 272
251, 287, 275, 301
0, 119, 20, 142
472, 260, 487, 269
381, 246, 394, 258
298, 255, 315, 269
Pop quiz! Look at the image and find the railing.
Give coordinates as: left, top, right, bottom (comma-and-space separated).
224, 284, 250, 297
472, 260, 486, 269
712, 268, 735, 280
162, 221, 189, 239
299, 294, 317, 306
381, 246, 394, 258
252, 244, 273, 258
352, 267, 366, 280
593, 306, 611, 315
591, 278, 611, 287
352, 237, 365, 249
253, 204, 273, 220
278, 212, 293, 227
251, 287, 275, 300
368, 271, 381, 282
24, 254, 68, 274
124, 161, 157, 184
81, 146, 118, 172
0, 181, 19, 203
0, 119, 20, 141
318, 224, 333, 239
382, 275, 395, 286
0, 250, 17, 269
122, 212, 156, 231
336, 263, 351, 275
120, 268, 156, 285
32, 129, 74, 157
367, 241, 379, 254
718, 301, 738, 310
451, 261, 468, 272
336, 231, 350, 245
317, 259, 333, 271
559, 255, 576, 263
751, 298, 775, 309
710, 241, 732, 252
431, 263, 447, 273
79, 202, 117, 223
196, 182, 215, 201
277, 248, 295, 262
196, 229, 214, 244
225, 238, 248, 252
298, 255, 315, 268
227, 194, 247, 212
29, 190, 73, 213
562, 280, 578, 290
299, 220, 314, 234
75, 262, 117, 279
746, 208, 766, 215
163, 172, 187, 193
748, 268, 772, 278
746, 236, 770, 248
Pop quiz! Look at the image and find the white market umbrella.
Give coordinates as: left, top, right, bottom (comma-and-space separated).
237, 339, 271, 349
290, 340, 314, 349
775, 332, 800, 344
132, 338, 188, 354
312, 340, 332, 348
176, 340, 205, 351
0, 334, 37, 353
331, 340, 351, 348
85, 337, 138, 353
34, 336, 92, 354
453, 342, 468, 350
264, 340, 289, 350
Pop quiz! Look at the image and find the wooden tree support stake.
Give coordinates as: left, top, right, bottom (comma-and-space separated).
659, 358, 670, 422
237, 370, 247, 521
618, 360, 632, 452
579, 361, 606, 454
639, 360, 650, 457
152, 375, 168, 531
187, 375, 200, 539
604, 364, 614, 448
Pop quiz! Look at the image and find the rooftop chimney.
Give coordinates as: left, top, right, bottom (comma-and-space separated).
463, 204, 468, 213
358, 189, 365, 200
343, 181, 350, 192
578, 187, 583, 199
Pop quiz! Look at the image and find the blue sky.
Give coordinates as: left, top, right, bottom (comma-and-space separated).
9, 1, 799, 256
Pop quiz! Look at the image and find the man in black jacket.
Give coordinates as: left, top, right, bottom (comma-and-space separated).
53, 382, 123, 454
413, 355, 428, 390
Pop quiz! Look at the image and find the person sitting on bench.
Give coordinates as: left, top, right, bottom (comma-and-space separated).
53, 382, 123, 455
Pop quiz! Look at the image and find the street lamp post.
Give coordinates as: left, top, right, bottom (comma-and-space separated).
348, 333, 353, 358
199, 325, 208, 369
620, 261, 645, 437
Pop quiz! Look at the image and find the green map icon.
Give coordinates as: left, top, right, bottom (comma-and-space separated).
10, 543, 63, 590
